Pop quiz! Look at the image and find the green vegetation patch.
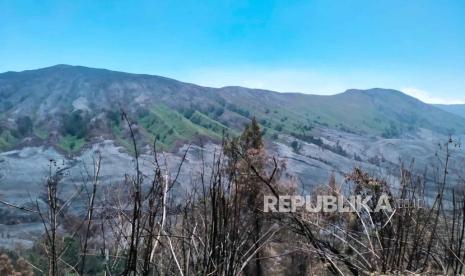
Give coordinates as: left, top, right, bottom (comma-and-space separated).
58, 135, 86, 153
34, 128, 49, 140
0, 130, 18, 150
61, 111, 89, 139
138, 104, 222, 149
189, 111, 231, 136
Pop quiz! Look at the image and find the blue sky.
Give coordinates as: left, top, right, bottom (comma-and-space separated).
1, 0, 464, 103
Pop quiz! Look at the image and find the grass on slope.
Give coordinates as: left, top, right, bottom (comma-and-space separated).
0, 130, 18, 151
257, 90, 465, 137
58, 135, 86, 153
34, 129, 48, 140
230, 87, 465, 138
138, 104, 224, 150
189, 111, 232, 136
240, 105, 316, 139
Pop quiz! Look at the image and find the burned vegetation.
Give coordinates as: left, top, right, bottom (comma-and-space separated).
1, 114, 465, 276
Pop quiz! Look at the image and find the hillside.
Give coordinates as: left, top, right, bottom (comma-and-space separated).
435, 104, 465, 119
2, 65, 465, 262
1, 65, 465, 153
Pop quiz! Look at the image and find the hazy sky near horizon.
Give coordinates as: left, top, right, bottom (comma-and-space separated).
1, 0, 464, 104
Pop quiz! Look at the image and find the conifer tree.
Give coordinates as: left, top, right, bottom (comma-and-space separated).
225, 117, 266, 275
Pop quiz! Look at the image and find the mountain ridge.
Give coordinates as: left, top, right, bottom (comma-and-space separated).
1, 65, 465, 153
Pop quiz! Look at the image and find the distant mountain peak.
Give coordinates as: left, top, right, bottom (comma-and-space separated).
343, 88, 408, 96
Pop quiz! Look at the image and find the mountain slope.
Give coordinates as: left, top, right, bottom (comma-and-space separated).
1, 65, 465, 152
435, 104, 465, 119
